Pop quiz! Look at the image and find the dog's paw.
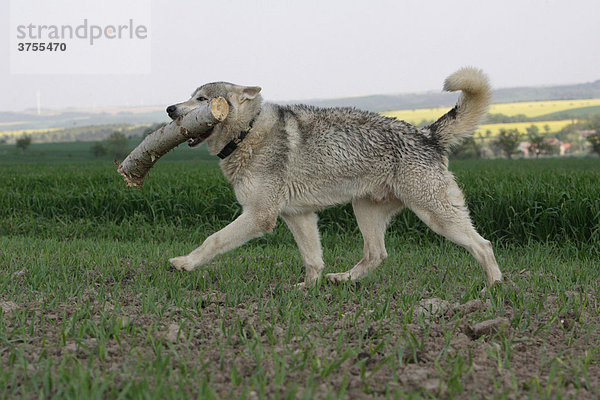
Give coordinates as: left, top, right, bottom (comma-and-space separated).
294, 278, 321, 289
294, 281, 309, 289
169, 256, 196, 272
325, 272, 352, 284
484, 275, 503, 290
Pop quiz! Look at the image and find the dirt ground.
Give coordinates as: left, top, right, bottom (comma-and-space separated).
2, 281, 599, 399
2, 290, 600, 399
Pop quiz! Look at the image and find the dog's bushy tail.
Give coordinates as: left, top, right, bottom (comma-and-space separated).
428, 67, 491, 149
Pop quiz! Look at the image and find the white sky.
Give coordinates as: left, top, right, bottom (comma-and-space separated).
1, 0, 599, 112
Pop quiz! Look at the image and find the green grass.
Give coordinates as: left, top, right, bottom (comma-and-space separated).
1, 143, 599, 398
1, 155, 598, 246
535, 105, 600, 120
0, 139, 213, 163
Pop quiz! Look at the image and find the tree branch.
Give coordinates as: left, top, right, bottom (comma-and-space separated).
116, 97, 229, 189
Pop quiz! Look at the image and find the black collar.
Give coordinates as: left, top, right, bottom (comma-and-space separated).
217, 112, 259, 159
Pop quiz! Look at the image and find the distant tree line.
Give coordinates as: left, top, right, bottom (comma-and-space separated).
89, 123, 166, 160
3, 123, 156, 144
585, 115, 600, 157
16, 135, 32, 154
485, 113, 530, 124
452, 116, 600, 159
6, 116, 599, 160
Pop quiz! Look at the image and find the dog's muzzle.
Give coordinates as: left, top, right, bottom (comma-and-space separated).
166, 105, 215, 146
166, 105, 178, 120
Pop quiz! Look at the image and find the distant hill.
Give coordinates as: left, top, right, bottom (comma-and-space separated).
296, 80, 600, 112
1, 80, 599, 140
0, 108, 168, 132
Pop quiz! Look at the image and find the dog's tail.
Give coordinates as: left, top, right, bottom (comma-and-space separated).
428, 67, 491, 149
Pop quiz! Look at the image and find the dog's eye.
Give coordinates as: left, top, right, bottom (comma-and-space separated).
196, 96, 208, 101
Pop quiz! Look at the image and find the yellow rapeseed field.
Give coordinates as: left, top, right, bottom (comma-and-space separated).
490, 99, 600, 118
0, 128, 61, 138
382, 107, 447, 125
0, 121, 32, 127
474, 120, 573, 137
0, 124, 149, 140
382, 99, 600, 125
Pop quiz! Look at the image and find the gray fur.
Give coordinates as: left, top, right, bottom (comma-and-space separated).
168, 68, 503, 287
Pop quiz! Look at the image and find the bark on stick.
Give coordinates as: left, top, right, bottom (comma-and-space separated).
116, 97, 229, 189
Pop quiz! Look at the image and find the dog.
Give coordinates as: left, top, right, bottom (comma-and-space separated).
166, 68, 503, 287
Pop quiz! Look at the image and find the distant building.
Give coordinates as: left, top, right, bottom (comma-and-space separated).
518, 137, 567, 157
579, 130, 597, 137
518, 142, 530, 157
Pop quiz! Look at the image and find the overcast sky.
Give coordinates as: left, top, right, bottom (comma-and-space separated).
1, 0, 599, 112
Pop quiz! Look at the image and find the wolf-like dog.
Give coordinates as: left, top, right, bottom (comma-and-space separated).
166, 68, 503, 287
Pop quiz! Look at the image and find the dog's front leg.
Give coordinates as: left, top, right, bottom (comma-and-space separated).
170, 210, 276, 271
281, 212, 325, 287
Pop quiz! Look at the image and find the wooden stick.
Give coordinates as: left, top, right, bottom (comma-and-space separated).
116, 97, 229, 189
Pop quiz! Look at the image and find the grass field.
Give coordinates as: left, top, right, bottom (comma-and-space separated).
1, 143, 599, 398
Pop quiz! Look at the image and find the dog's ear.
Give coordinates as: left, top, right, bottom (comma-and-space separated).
239, 86, 262, 102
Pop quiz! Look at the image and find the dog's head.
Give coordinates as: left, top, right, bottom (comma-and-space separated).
166, 82, 262, 147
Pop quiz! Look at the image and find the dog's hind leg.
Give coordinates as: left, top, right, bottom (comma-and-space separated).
326, 198, 404, 283
281, 212, 324, 288
406, 179, 502, 286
